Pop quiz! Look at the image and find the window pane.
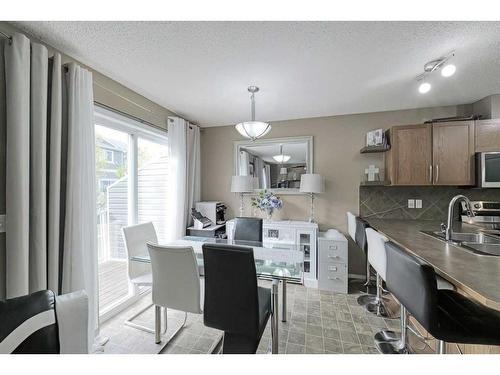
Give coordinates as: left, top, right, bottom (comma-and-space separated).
95, 125, 131, 313
137, 137, 169, 243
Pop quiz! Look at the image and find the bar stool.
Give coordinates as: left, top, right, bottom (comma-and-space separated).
361, 228, 398, 318
347, 213, 376, 295
377, 241, 500, 354
355, 219, 381, 306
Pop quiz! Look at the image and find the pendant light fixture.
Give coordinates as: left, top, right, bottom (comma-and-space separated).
235, 86, 271, 141
273, 144, 291, 163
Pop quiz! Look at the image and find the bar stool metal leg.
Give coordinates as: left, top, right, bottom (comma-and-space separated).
375, 305, 410, 354
364, 274, 392, 317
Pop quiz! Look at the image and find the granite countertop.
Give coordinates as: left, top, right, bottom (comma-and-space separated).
363, 218, 500, 311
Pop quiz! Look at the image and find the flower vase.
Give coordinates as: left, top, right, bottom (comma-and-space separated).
265, 208, 274, 220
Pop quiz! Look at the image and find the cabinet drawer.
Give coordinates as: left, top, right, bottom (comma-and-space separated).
319, 241, 347, 260
319, 263, 348, 293
322, 248, 347, 263
320, 261, 347, 280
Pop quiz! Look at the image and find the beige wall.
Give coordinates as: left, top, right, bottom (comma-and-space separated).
201, 104, 471, 274
472, 94, 500, 120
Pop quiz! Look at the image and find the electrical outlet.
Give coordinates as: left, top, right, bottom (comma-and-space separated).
415, 199, 422, 209
408, 199, 415, 209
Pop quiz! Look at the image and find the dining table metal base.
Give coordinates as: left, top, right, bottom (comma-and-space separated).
271, 279, 279, 354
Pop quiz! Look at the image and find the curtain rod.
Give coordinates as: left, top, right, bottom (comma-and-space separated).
95, 101, 167, 133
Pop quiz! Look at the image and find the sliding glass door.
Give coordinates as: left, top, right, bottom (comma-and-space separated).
94, 106, 168, 320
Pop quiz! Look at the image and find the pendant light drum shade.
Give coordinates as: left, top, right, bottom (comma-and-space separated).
235, 86, 271, 141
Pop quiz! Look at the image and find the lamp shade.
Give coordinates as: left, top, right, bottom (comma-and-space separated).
299, 174, 325, 193
231, 175, 254, 193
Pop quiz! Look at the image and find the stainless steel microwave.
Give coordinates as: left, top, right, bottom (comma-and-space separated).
476, 152, 500, 188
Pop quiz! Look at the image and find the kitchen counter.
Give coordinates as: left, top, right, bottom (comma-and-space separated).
363, 218, 500, 311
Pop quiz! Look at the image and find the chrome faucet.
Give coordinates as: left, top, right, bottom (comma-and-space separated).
444, 195, 475, 241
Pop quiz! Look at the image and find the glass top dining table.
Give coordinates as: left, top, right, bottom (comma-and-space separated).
130, 236, 301, 353
130, 236, 304, 283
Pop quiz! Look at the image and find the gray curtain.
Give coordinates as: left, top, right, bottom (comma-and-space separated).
1, 33, 98, 349
3, 33, 63, 298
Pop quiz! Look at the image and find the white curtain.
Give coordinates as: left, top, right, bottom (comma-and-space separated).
2, 33, 97, 351
61, 63, 98, 350
166, 117, 201, 240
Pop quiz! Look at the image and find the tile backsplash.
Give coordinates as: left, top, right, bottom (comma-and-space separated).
359, 186, 500, 221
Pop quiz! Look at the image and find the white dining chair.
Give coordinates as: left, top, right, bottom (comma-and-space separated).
122, 222, 162, 333
147, 243, 204, 344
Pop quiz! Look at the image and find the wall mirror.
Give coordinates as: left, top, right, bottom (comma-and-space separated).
234, 136, 313, 194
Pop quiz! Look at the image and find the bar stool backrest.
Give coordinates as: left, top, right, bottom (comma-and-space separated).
346, 212, 357, 241
366, 228, 389, 281
385, 241, 439, 333
354, 217, 370, 255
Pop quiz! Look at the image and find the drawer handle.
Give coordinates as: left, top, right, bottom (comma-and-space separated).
328, 277, 341, 281
329, 245, 338, 250
328, 255, 341, 259
328, 266, 338, 271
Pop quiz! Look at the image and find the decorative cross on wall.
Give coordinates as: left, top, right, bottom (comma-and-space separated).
365, 165, 379, 182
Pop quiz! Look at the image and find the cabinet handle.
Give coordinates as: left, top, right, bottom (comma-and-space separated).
328, 255, 341, 259
329, 266, 338, 271
329, 245, 338, 250
328, 276, 341, 281
435, 165, 439, 183
429, 165, 432, 183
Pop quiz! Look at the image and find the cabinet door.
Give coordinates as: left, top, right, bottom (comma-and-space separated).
432, 121, 475, 185
391, 124, 432, 185
475, 119, 500, 152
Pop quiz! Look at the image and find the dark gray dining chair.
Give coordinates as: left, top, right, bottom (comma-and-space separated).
202, 243, 273, 354
233, 217, 263, 242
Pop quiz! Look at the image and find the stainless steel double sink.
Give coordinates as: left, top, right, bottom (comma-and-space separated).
421, 230, 500, 256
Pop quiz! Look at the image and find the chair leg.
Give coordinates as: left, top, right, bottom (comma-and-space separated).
124, 302, 155, 334
155, 305, 162, 344
154, 308, 188, 345
365, 274, 399, 319
437, 340, 447, 354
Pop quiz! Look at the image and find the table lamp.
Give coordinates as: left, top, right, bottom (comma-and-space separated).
300, 174, 325, 222
231, 175, 254, 217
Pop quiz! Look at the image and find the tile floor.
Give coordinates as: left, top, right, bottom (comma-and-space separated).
100, 279, 414, 354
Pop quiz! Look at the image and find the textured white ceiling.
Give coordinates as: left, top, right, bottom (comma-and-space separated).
13, 21, 500, 126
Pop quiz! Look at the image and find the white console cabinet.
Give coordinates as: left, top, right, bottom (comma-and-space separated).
226, 219, 318, 287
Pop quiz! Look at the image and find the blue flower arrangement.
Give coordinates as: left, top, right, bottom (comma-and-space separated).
251, 190, 283, 219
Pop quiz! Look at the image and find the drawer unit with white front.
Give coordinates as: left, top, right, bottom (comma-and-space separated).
318, 232, 348, 293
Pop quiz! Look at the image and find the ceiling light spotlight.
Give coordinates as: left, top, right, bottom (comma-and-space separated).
441, 64, 456, 77
418, 82, 431, 94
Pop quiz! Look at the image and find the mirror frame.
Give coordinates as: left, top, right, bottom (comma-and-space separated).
233, 136, 314, 195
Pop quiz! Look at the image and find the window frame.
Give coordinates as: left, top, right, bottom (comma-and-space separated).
94, 105, 168, 322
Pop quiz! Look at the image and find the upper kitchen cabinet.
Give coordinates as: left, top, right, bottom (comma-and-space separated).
475, 119, 500, 152
432, 121, 475, 186
385, 121, 475, 186
386, 124, 433, 185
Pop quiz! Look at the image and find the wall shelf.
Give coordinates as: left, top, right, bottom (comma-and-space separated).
360, 144, 391, 154
360, 181, 390, 186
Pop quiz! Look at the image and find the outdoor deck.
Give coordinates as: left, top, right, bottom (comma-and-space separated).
98, 260, 130, 311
